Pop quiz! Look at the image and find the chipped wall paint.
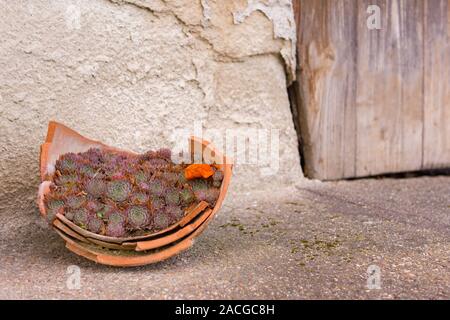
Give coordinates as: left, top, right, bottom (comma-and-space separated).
112, 0, 297, 83
233, 0, 297, 83
200, 0, 212, 26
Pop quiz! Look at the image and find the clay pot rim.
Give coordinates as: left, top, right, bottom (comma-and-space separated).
54, 206, 213, 253
52, 200, 209, 244
55, 205, 215, 267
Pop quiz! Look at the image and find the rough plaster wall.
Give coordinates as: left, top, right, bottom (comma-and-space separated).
0, 0, 302, 215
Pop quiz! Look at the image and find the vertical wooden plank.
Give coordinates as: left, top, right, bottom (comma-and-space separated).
296, 0, 357, 179
295, 0, 448, 179
355, 0, 424, 176
423, 0, 450, 168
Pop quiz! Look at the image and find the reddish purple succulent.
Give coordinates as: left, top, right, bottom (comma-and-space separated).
107, 179, 131, 202
86, 200, 103, 213
194, 188, 220, 204
132, 192, 149, 204
84, 148, 104, 165
165, 188, 180, 206
148, 158, 168, 168
105, 221, 126, 237
85, 178, 106, 198
55, 173, 78, 186
66, 195, 86, 209
162, 171, 178, 184
212, 170, 224, 188
153, 210, 171, 230
134, 170, 147, 185
77, 162, 96, 178
179, 188, 195, 206
151, 197, 165, 210
157, 148, 172, 160
87, 216, 105, 234
148, 179, 165, 197
45, 198, 64, 222
72, 208, 89, 227
56, 153, 78, 172
106, 210, 126, 225
190, 179, 208, 192
165, 205, 184, 221
127, 206, 150, 229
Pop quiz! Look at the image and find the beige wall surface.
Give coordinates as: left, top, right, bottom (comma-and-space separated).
0, 0, 303, 215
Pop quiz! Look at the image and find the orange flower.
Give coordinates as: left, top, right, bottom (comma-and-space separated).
184, 164, 214, 180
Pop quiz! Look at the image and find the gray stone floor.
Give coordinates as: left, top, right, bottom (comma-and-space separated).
0, 176, 449, 299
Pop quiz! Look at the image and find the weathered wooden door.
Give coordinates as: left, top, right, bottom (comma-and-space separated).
293, 0, 449, 180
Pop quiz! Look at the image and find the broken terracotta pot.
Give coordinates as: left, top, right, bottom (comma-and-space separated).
38, 121, 232, 267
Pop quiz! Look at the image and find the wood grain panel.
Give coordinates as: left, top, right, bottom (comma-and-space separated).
355, 0, 423, 176
423, 0, 450, 168
296, 0, 358, 179
294, 0, 448, 179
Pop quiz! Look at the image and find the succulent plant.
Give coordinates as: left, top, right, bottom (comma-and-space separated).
177, 172, 188, 185
162, 171, 178, 184
72, 208, 89, 227
148, 158, 168, 168
127, 206, 150, 229
140, 150, 157, 162
212, 169, 224, 181
78, 163, 96, 178
157, 148, 172, 160
148, 179, 164, 197
109, 170, 128, 180
65, 195, 86, 209
45, 198, 64, 222
105, 221, 126, 237
87, 216, 105, 234
107, 179, 131, 202
64, 210, 74, 221
84, 148, 104, 165
86, 200, 103, 213
138, 182, 150, 191
189, 179, 208, 192
153, 210, 170, 230
165, 188, 180, 206
179, 188, 195, 206
55, 173, 78, 186
132, 192, 149, 204
134, 170, 147, 185
106, 210, 126, 225
85, 178, 106, 198
39, 122, 232, 267
151, 197, 165, 210
165, 205, 184, 221
212, 169, 223, 188
194, 188, 220, 204
56, 153, 78, 172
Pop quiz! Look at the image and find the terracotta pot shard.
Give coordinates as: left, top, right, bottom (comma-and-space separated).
38, 121, 233, 266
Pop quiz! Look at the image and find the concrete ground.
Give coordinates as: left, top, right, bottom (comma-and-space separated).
0, 176, 449, 299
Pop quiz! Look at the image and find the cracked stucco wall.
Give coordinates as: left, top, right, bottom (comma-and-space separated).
0, 0, 303, 215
